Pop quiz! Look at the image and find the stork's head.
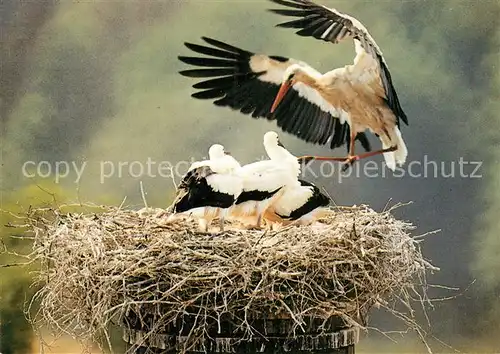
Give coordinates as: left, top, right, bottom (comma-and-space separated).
283, 64, 303, 83
270, 64, 304, 113
208, 144, 229, 159
263, 131, 285, 150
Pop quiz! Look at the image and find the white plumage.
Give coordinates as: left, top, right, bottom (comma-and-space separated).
228, 131, 300, 228
188, 144, 241, 174
270, 184, 315, 217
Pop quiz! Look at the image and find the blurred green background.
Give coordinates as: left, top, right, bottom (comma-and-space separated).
1, 0, 499, 352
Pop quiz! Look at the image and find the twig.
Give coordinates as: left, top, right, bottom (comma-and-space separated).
139, 181, 148, 208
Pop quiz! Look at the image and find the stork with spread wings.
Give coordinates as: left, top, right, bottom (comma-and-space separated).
178, 0, 408, 171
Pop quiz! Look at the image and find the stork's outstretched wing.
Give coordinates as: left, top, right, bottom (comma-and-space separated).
269, 0, 408, 126
178, 37, 370, 152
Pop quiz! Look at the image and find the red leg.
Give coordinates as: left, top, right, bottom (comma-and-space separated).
298, 145, 398, 165
349, 130, 356, 158
298, 131, 359, 165
355, 145, 397, 159
298, 155, 350, 162
340, 130, 359, 170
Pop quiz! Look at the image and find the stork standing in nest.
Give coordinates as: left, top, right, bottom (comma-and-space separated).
178, 0, 408, 171
228, 131, 299, 228
260, 134, 331, 227
171, 144, 242, 232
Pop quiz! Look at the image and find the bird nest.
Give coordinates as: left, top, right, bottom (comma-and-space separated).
25, 204, 436, 353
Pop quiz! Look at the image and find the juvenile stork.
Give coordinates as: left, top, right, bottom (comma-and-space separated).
228, 131, 299, 228
171, 144, 242, 232
178, 0, 408, 170
264, 179, 330, 227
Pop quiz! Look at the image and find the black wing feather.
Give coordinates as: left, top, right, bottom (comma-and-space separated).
326, 23, 343, 41
308, 107, 325, 143
192, 88, 225, 99
180, 68, 236, 78
184, 42, 240, 60
269, 0, 309, 9
178, 56, 238, 68
315, 110, 330, 144
312, 19, 335, 38
356, 132, 371, 152
285, 98, 307, 133
269, 9, 313, 17
277, 14, 322, 29
296, 17, 328, 36
193, 76, 237, 90
202, 36, 252, 56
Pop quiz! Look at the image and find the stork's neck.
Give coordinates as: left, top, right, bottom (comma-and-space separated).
221, 155, 241, 171
265, 144, 292, 160
265, 145, 300, 174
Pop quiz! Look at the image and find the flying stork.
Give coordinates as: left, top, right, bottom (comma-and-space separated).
178, 0, 408, 170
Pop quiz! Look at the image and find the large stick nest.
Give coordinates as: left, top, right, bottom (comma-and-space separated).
27, 204, 436, 352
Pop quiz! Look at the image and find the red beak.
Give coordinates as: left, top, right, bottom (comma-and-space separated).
271, 81, 292, 113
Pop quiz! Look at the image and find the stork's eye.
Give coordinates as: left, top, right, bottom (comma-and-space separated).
287, 73, 296, 81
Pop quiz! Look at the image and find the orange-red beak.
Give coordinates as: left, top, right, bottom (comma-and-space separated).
270, 81, 292, 113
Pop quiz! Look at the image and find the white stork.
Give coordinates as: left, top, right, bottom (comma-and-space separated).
171, 144, 242, 232
228, 131, 299, 228
178, 0, 408, 171
263, 179, 330, 227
